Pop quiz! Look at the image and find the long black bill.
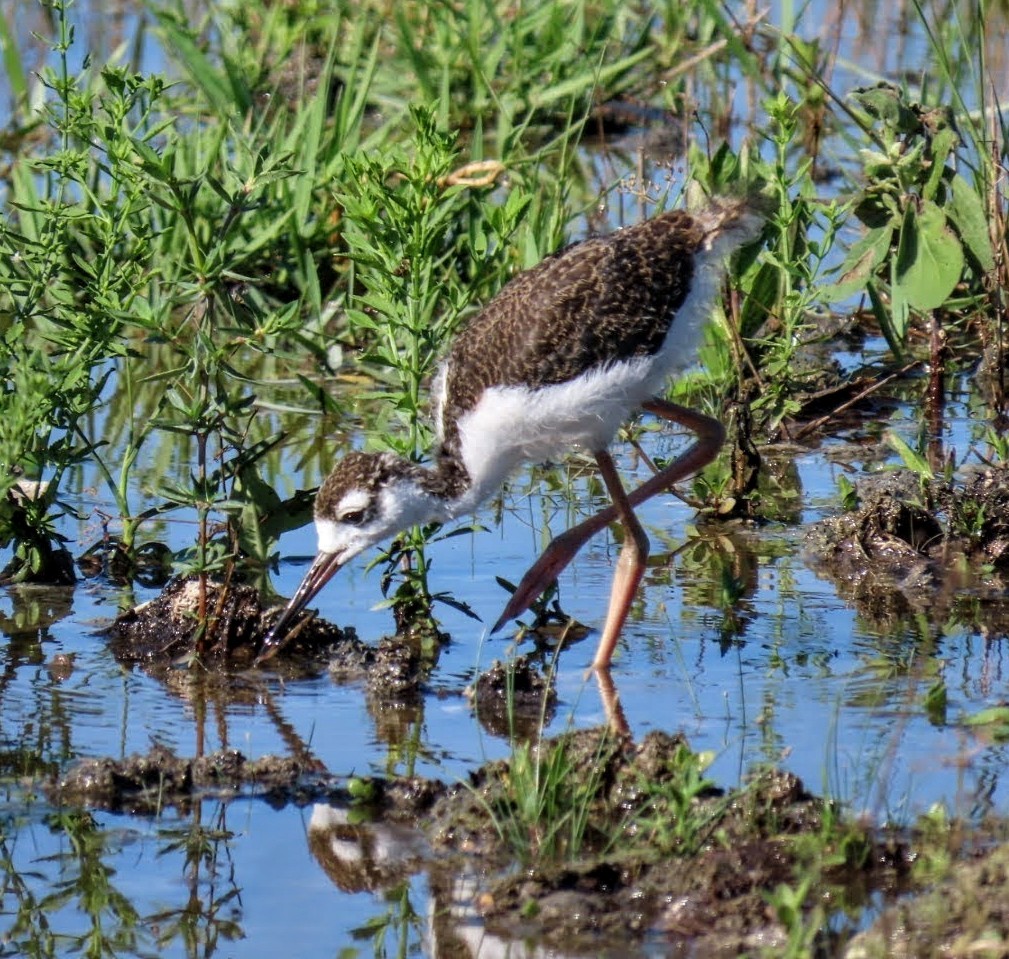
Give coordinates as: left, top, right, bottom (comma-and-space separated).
255, 551, 345, 664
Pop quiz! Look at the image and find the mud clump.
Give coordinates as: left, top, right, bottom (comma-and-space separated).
466, 654, 558, 739
426, 727, 905, 954
50, 743, 448, 815
805, 467, 1009, 634
106, 577, 355, 673
106, 577, 450, 710
51, 745, 326, 813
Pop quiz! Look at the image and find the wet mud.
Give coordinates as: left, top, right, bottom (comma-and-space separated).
425, 727, 909, 954
105, 577, 347, 670
805, 465, 1009, 634
105, 576, 433, 699
46, 694, 1009, 955
466, 652, 559, 738
49, 742, 446, 816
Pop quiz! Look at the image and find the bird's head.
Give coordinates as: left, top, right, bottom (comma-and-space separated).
256, 450, 436, 662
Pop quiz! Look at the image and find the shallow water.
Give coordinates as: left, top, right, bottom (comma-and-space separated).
3, 370, 1009, 955
4, 0, 1009, 954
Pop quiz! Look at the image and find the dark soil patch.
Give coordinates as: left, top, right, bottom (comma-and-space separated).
51, 745, 334, 813
805, 466, 1009, 634
466, 653, 558, 739
105, 576, 434, 699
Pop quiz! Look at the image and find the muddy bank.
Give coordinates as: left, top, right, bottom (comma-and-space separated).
426, 726, 908, 954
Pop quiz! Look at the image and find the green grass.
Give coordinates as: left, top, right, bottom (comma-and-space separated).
4, 1, 1009, 952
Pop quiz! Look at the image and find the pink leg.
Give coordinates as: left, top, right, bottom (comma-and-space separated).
593, 667, 631, 736
492, 398, 725, 666
591, 449, 648, 670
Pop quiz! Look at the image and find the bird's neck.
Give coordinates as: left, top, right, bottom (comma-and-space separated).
417, 450, 472, 516
394, 448, 474, 524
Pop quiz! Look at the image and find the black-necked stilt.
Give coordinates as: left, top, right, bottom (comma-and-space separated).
259, 198, 764, 670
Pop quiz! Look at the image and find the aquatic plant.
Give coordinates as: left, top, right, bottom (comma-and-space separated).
824, 83, 995, 357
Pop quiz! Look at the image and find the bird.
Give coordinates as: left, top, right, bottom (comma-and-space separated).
258, 197, 764, 670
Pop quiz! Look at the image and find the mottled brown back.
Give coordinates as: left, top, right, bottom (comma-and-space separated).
438, 210, 706, 452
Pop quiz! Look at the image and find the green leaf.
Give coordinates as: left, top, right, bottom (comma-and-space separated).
885, 430, 933, 480
947, 174, 995, 274
738, 260, 779, 338
129, 136, 165, 175
0, 12, 28, 107
528, 47, 653, 109
155, 13, 248, 117
923, 128, 957, 200
850, 83, 920, 135
866, 279, 901, 359
963, 706, 1009, 727
893, 199, 963, 311
820, 221, 895, 303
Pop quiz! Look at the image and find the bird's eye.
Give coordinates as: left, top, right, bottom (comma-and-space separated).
339, 509, 368, 526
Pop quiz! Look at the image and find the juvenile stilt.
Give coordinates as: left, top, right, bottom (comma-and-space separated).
258, 200, 763, 674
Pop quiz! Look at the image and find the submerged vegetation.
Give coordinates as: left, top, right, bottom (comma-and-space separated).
2, 0, 1009, 953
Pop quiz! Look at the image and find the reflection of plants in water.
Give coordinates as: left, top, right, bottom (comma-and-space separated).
675, 527, 760, 648
148, 804, 243, 953
35, 811, 141, 957
0, 828, 58, 957
0, 803, 244, 957
350, 881, 423, 959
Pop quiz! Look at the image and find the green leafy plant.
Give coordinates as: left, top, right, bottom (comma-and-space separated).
743, 91, 845, 432
479, 728, 619, 864
337, 106, 530, 632
765, 876, 823, 959
824, 83, 995, 356
621, 742, 722, 857
0, 0, 371, 599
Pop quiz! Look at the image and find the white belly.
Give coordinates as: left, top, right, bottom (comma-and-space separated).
449, 355, 659, 512
439, 233, 732, 516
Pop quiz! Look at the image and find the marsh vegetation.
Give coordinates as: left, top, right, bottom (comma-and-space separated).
2, 0, 1009, 955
